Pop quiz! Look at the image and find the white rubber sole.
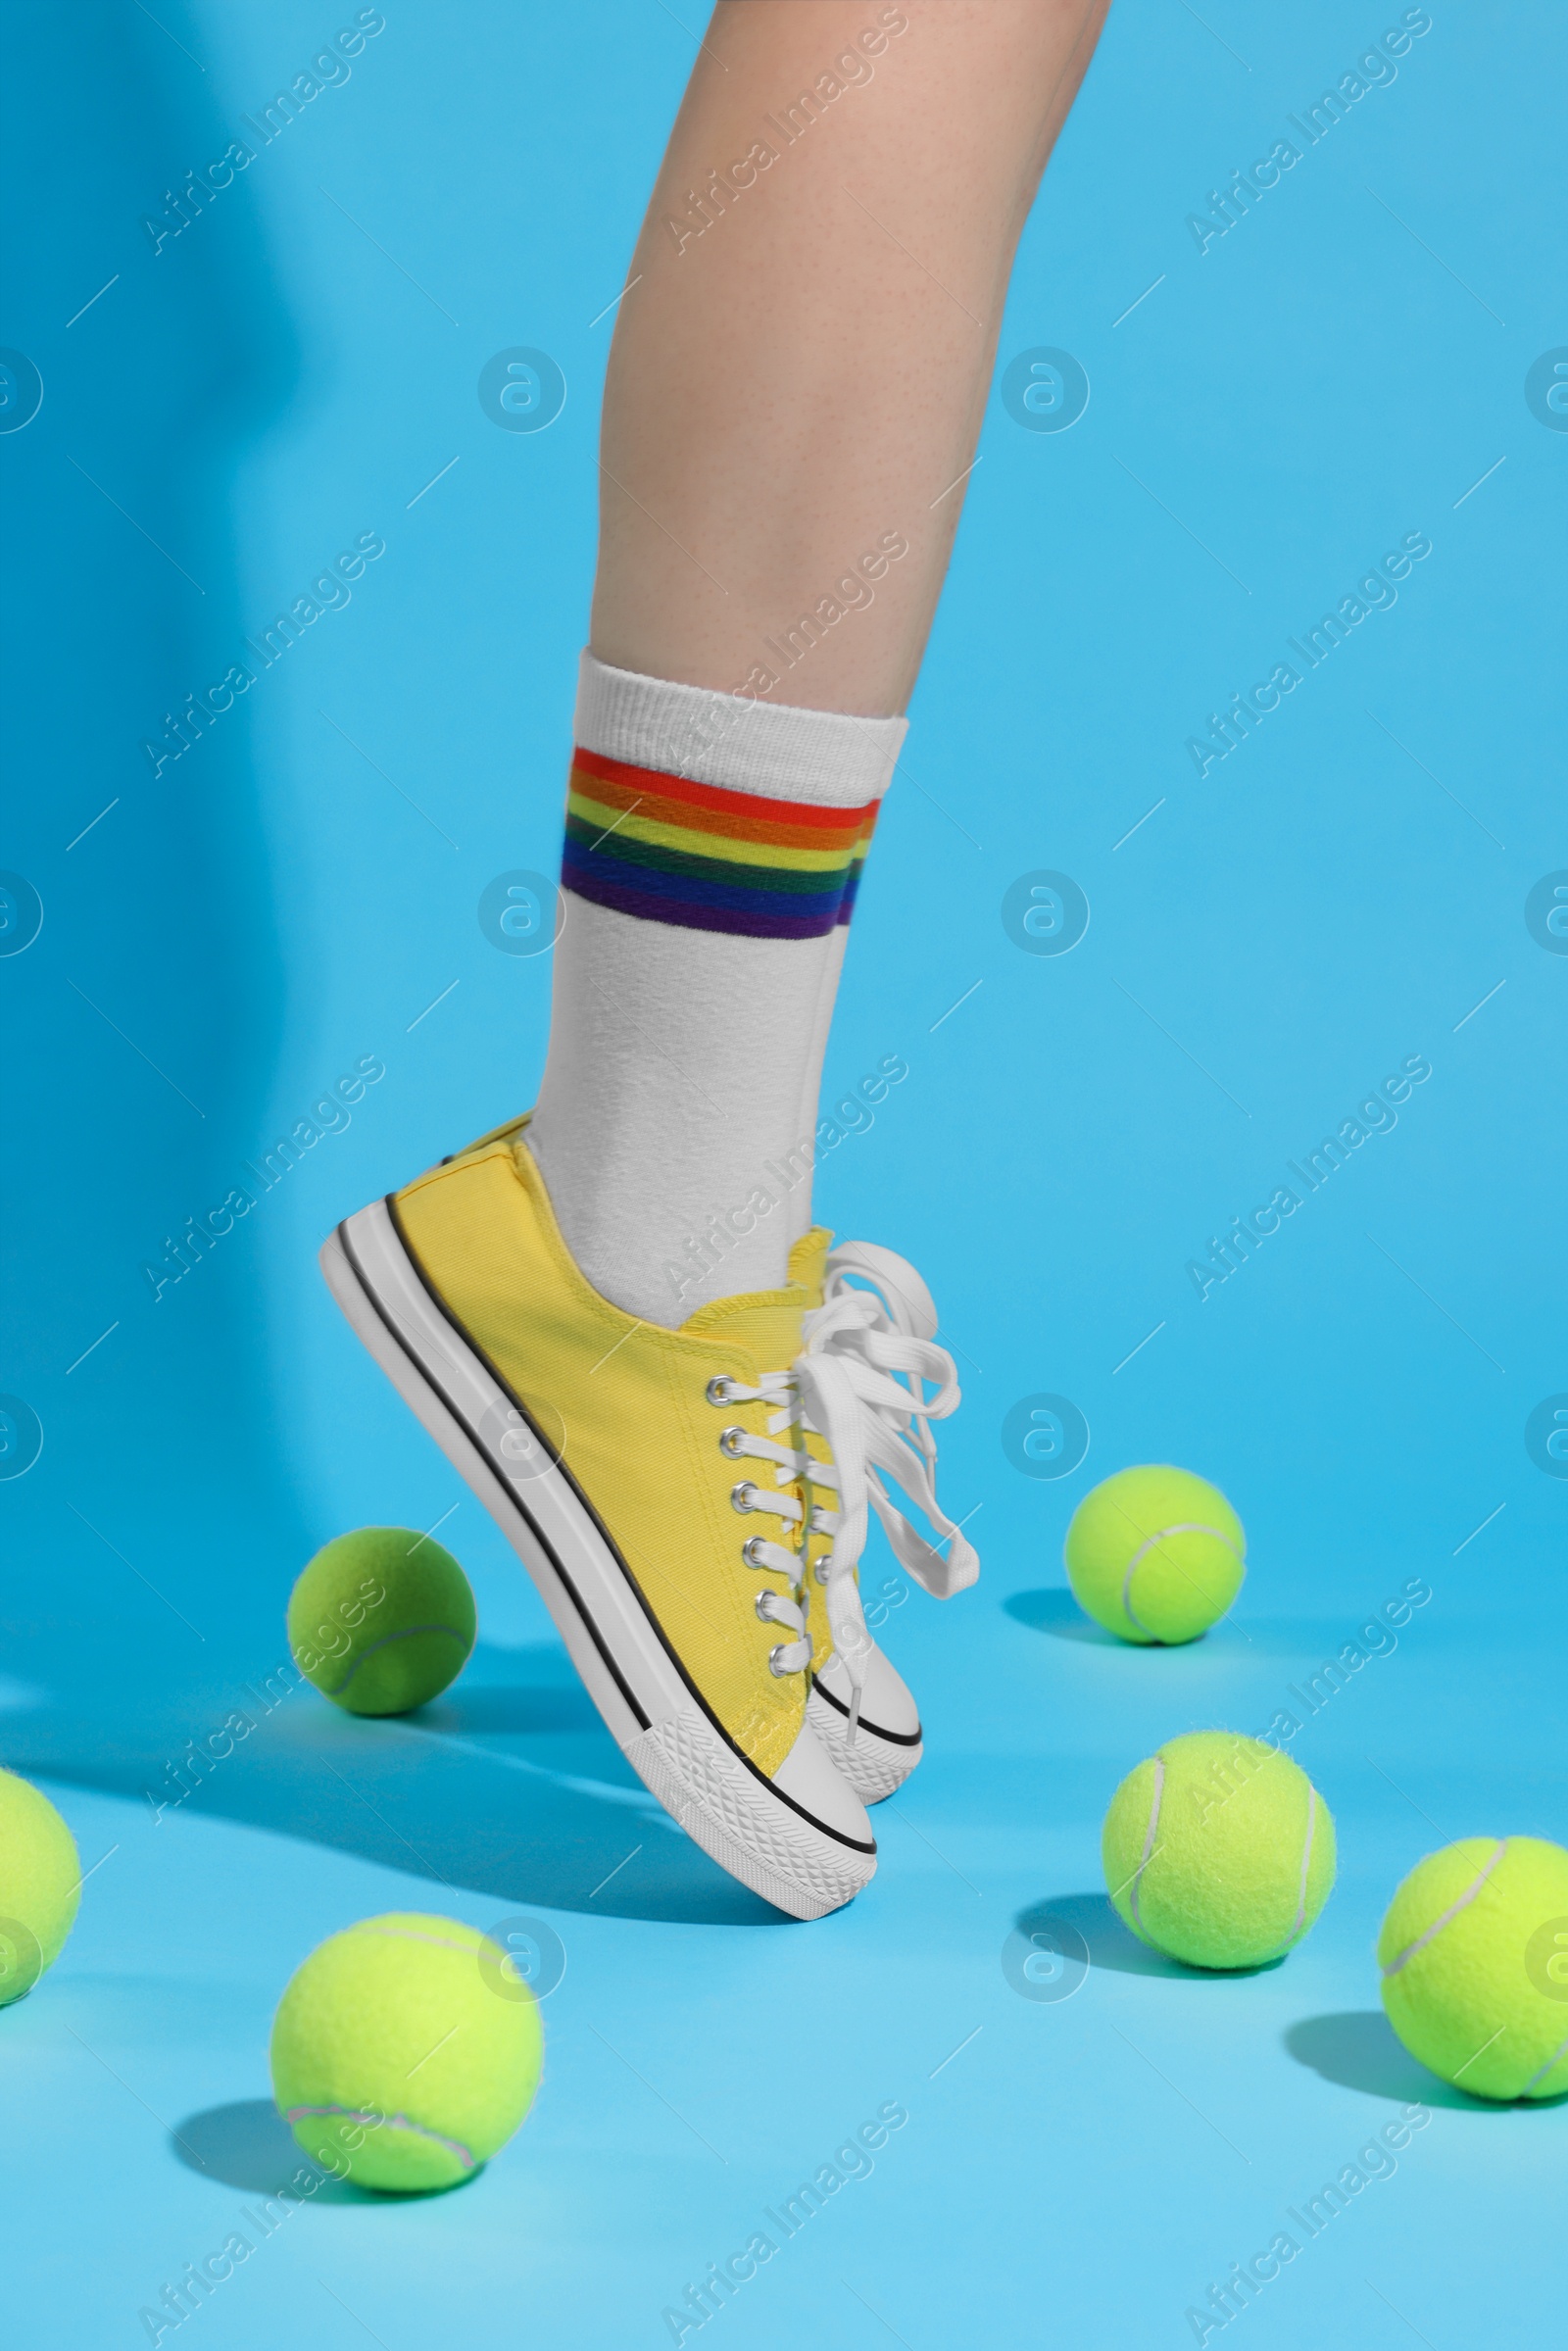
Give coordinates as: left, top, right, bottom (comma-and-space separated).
320, 1200, 876, 1920
808, 1682, 923, 1805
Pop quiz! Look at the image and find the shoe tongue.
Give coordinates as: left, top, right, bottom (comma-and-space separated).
680, 1289, 805, 1370
786, 1225, 832, 1305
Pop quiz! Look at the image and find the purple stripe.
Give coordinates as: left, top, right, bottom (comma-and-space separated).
564, 872, 840, 939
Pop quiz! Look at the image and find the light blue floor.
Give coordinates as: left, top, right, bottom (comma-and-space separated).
3, 3, 1564, 2343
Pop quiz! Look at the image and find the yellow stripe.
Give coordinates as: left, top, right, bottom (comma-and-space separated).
566, 790, 853, 876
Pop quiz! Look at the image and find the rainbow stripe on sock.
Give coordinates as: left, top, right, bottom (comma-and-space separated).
562, 747, 879, 940
836, 817, 875, 927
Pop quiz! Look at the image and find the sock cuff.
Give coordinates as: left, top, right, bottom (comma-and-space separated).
575, 650, 906, 809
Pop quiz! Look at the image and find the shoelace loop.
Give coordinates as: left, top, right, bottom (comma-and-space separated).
794, 1240, 979, 1721
709, 1244, 979, 1702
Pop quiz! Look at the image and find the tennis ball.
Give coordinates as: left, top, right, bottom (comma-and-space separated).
1102, 1731, 1335, 1969
288, 1527, 475, 1715
0, 1769, 81, 2005
1378, 1836, 1568, 2101
270, 1912, 543, 2191
1065, 1463, 1245, 1643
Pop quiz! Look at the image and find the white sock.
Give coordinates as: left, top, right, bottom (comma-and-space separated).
527, 653, 903, 1326
787, 925, 849, 1249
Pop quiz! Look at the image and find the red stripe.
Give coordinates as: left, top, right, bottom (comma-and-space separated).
573, 744, 875, 835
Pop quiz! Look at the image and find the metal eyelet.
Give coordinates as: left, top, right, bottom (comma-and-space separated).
706, 1376, 735, 1406
813, 1554, 832, 1584
742, 1536, 769, 1569
718, 1425, 748, 1458
754, 1590, 773, 1622
767, 1642, 791, 1677
730, 1481, 759, 1514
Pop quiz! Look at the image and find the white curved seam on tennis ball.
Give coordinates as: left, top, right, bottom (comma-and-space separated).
325, 1622, 471, 1694
352, 1925, 488, 1956
1119, 1522, 1240, 1635
1518, 2029, 1568, 2099
1130, 1757, 1165, 1933
285, 2104, 476, 2169
1381, 1838, 1508, 1978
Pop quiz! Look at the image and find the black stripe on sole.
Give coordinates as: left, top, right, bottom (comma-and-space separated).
810, 1672, 923, 1747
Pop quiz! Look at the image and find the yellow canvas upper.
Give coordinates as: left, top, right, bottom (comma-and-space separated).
394, 1132, 820, 1779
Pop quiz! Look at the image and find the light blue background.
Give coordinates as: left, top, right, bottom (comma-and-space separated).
2, 2, 1564, 2343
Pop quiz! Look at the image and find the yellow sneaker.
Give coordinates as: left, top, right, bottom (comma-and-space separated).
787, 1232, 979, 1805
319, 1118, 875, 1920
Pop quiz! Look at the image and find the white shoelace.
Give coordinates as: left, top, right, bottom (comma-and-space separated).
713, 1241, 979, 1716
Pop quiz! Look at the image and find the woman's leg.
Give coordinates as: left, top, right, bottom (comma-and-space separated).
595, 0, 1109, 711
530, 0, 1109, 1322
330, 3, 1114, 1911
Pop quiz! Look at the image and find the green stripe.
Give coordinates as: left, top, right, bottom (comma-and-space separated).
564, 814, 854, 899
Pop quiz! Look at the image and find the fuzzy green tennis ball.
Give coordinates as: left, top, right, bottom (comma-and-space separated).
1102, 1731, 1335, 1969
0, 1769, 81, 2005
1378, 1836, 1568, 2101
288, 1527, 475, 1714
270, 1911, 543, 2190
1065, 1464, 1245, 1643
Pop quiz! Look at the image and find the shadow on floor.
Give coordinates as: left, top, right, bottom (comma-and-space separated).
1004, 1591, 1119, 1644
1018, 1891, 1289, 1980
1284, 2011, 1568, 2111
415, 1682, 606, 1738
15, 1653, 792, 1929
170, 2100, 368, 2198
1018, 1891, 1183, 1979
